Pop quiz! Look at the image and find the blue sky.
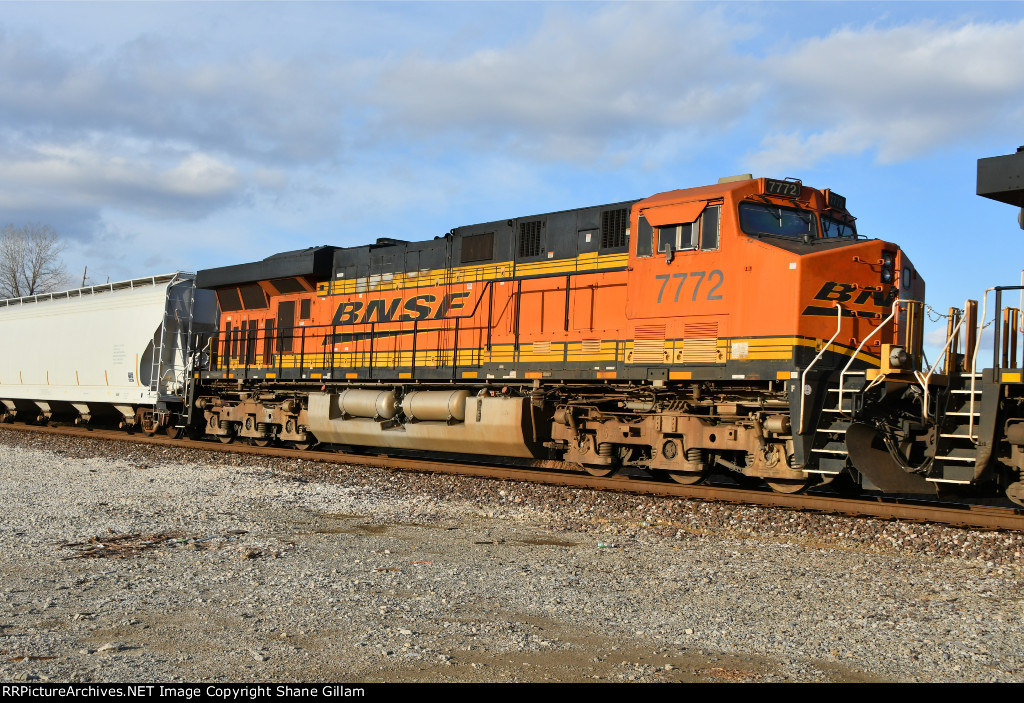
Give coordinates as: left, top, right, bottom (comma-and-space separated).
2, 1, 1023, 357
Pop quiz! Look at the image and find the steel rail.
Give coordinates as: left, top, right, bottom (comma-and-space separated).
2, 423, 1022, 532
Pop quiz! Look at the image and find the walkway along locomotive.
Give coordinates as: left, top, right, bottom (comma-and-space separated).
189, 172, 1024, 502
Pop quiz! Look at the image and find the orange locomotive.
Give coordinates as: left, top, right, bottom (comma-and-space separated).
195, 174, 1010, 496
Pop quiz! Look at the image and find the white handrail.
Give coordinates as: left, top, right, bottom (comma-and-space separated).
837, 298, 910, 416
969, 288, 996, 443
918, 301, 971, 422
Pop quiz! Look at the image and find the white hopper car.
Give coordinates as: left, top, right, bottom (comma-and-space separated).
0, 273, 217, 433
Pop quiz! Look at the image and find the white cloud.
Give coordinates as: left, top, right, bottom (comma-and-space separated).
747, 19, 1024, 171
0, 27, 346, 164
160, 153, 241, 198
0, 143, 245, 219
364, 4, 754, 165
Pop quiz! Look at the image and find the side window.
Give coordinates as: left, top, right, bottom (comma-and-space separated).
701, 206, 720, 251
636, 215, 653, 257
656, 205, 721, 253
658, 223, 696, 252
299, 298, 311, 320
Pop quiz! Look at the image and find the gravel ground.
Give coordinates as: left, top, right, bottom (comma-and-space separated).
2, 425, 1024, 683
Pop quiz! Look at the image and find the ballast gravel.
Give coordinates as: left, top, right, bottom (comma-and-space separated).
1, 426, 1023, 683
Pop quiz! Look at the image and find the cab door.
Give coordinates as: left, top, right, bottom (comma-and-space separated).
625, 200, 726, 365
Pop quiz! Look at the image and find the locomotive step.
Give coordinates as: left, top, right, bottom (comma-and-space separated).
933, 447, 978, 461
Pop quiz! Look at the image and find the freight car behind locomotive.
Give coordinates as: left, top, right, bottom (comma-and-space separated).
194, 174, 957, 495
0, 273, 216, 433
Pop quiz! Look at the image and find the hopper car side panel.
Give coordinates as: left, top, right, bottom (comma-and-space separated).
0, 274, 216, 427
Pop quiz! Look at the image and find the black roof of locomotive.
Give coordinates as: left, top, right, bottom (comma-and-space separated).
195, 245, 339, 289
197, 197, 640, 289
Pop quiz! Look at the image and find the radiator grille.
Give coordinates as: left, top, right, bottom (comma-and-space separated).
633, 340, 667, 363
581, 339, 602, 355
601, 208, 628, 249
684, 321, 719, 338
519, 221, 542, 258
461, 232, 494, 263
634, 324, 667, 340
532, 341, 551, 355
632, 324, 666, 363
682, 339, 718, 363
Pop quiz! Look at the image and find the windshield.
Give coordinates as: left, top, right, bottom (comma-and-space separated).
738, 202, 817, 238
822, 215, 857, 238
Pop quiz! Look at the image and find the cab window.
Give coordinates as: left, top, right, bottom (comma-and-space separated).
822, 215, 857, 238
739, 202, 817, 238
655, 205, 720, 253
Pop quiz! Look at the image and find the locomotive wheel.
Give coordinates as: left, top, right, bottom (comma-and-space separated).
160, 414, 184, 439
662, 449, 714, 485
666, 469, 708, 485
583, 464, 616, 478
251, 438, 274, 448
764, 478, 811, 494
163, 423, 185, 439
289, 433, 317, 451
218, 432, 236, 444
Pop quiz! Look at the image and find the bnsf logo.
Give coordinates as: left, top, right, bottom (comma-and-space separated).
802, 281, 897, 318
332, 291, 472, 326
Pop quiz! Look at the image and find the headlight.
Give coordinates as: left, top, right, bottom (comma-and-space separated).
889, 346, 908, 368
881, 251, 895, 284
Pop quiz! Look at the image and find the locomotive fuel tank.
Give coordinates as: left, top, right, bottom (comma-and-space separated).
305, 391, 538, 457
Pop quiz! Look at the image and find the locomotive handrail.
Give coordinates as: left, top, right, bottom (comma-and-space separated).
918, 301, 971, 423
798, 303, 843, 434
837, 298, 908, 417
970, 287, 999, 443
967, 285, 1024, 442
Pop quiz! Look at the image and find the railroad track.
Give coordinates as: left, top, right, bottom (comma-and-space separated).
3, 422, 1023, 532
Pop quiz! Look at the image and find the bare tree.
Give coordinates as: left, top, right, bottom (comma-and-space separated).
0, 223, 69, 299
